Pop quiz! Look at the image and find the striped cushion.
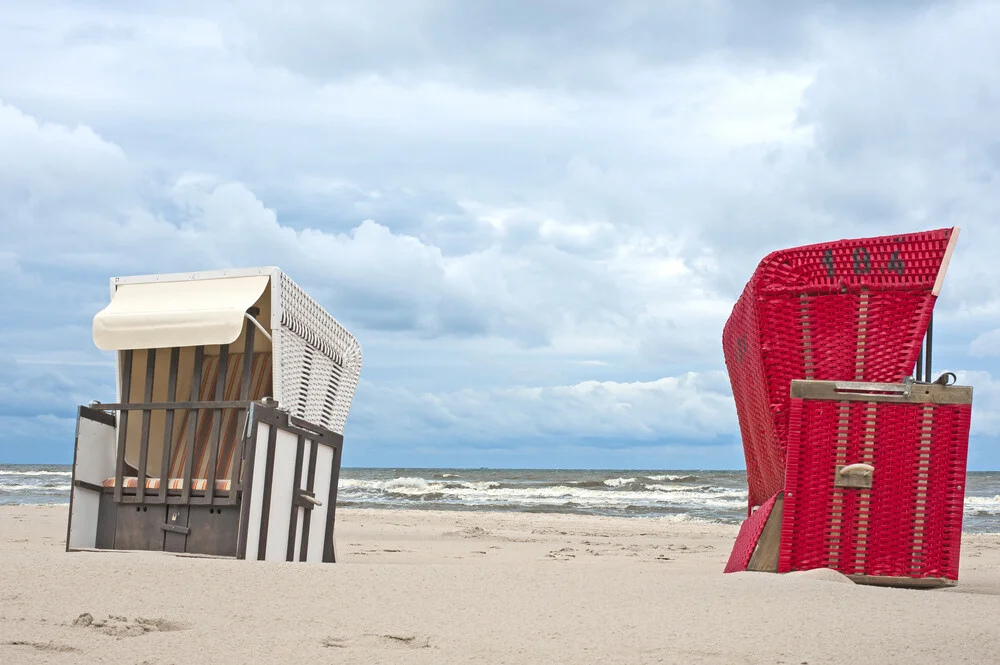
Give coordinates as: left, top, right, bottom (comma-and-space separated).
102, 476, 232, 492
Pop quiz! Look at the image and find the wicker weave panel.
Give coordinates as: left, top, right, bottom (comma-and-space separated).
723, 228, 955, 511
276, 272, 362, 434
778, 395, 971, 581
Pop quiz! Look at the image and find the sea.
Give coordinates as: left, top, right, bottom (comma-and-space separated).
2, 465, 999, 533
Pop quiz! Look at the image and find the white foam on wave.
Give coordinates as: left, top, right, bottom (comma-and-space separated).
0, 470, 71, 477
965, 495, 1000, 514
337, 476, 748, 511
604, 477, 636, 487
0, 484, 72, 492
646, 474, 696, 482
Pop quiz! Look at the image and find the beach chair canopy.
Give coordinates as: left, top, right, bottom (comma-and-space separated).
92, 274, 271, 351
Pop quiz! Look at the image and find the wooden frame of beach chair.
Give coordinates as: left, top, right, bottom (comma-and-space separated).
65, 267, 362, 562
721, 228, 974, 587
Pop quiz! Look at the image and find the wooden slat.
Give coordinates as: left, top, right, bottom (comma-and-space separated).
931, 226, 960, 296
299, 439, 319, 561
228, 318, 257, 507
790, 379, 972, 405
256, 424, 278, 560
136, 349, 157, 503
93, 401, 252, 411
747, 494, 783, 572
205, 345, 228, 505
236, 412, 261, 559
286, 435, 306, 562
158, 347, 181, 504
323, 441, 344, 563
113, 350, 133, 504
183, 346, 203, 503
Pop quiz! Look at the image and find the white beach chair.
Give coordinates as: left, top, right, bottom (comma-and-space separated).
66, 267, 362, 562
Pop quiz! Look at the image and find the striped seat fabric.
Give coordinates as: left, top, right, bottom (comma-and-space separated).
102, 476, 231, 492
106, 351, 272, 493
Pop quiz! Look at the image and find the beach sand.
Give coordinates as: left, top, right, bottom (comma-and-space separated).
1, 506, 999, 664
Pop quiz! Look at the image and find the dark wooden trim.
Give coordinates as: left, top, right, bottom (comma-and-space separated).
79, 406, 116, 428
236, 410, 261, 560
288, 414, 328, 437
790, 379, 973, 405
323, 441, 343, 563
299, 438, 319, 561
183, 346, 204, 503
226, 410, 248, 507
66, 407, 85, 552
73, 478, 105, 494
205, 345, 229, 505
93, 400, 252, 411
158, 347, 180, 504
113, 350, 133, 504
847, 574, 955, 589
286, 435, 305, 562
924, 313, 934, 383
136, 349, 157, 502
256, 424, 279, 560
241, 317, 256, 400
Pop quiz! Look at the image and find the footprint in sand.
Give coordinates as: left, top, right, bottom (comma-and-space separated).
72, 613, 187, 638
4, 640, 78, 653
322, 634, 435, 650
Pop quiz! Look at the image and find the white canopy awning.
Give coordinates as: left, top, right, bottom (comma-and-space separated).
92, 275, 270, 351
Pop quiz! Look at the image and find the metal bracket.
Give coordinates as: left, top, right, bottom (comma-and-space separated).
295, 489, 322, 510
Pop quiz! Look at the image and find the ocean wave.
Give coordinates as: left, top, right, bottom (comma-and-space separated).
646, 474, 697, 482
0, 470, 72, 477
604, 477, 637, 487
0, 484, 72, 492
337, 476, 748, 512
965, 495, 1000, 515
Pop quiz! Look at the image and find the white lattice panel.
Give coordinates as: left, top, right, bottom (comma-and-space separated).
275, 272, 362, 434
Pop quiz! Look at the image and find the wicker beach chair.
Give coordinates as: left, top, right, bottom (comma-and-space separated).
66, 267, 362, 562
721, 228, 974, 587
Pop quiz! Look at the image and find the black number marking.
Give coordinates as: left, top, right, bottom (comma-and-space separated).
886, 250, 905, 274
822, 249, 835, 278
852, 247, 872, 275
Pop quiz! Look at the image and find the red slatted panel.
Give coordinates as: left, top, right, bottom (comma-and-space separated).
779, 396, 971, 581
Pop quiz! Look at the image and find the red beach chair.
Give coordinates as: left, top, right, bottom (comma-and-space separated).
721, 228, 973, 587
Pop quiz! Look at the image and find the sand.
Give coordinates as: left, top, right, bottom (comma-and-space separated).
1, 506, 999, 664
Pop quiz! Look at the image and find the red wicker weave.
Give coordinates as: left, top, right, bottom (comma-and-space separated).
778, 383, 972, 583
723, 228, 959, 513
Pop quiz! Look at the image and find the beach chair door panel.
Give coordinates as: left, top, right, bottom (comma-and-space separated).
239, 404, 343, 562
67, 407, 118, 551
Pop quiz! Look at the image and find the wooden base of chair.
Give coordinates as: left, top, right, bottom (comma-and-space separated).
95, 491, 242, 557
68, 401, 344, 563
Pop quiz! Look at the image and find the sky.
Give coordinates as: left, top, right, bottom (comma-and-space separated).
2, 0, 1000, 469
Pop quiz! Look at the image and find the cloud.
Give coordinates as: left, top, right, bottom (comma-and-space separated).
2, 1, 1000, 469
235, 0, 949, 89
351, 370, 736, 446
